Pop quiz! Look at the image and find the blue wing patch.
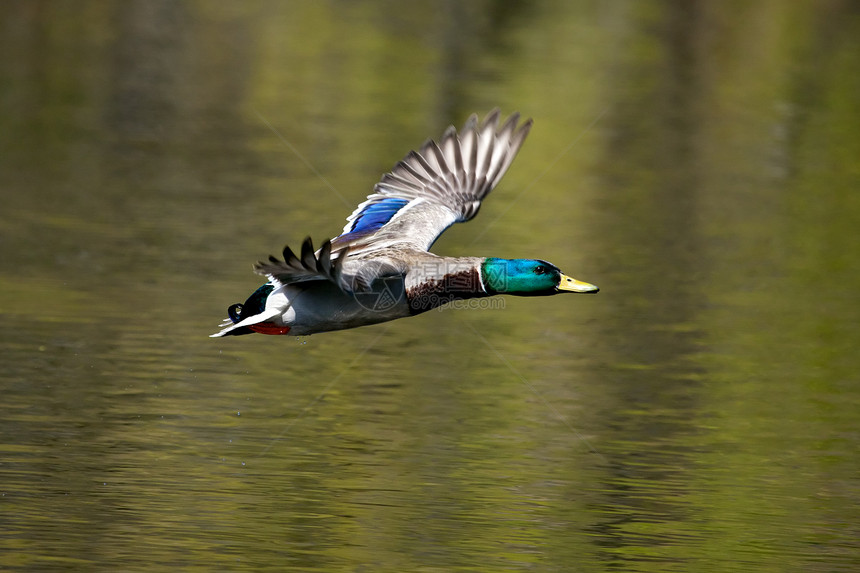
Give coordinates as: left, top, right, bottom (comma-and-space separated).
347, 197, 410, 234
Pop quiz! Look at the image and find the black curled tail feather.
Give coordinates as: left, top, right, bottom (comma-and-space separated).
217, 284, 276, 336
224, 284, 275, 325
228, 303, 243, 324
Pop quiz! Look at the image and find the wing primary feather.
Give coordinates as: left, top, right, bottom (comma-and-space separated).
460, 113, 479, 140
483, 112, 521, 190
300, 237, 316, 270
317, 239, 332, 274
492, 118, 532, 189
499, 111, 521, 133
425, 140, 450, 176
454, 135, 466, 176
282, 244, 297, 265
380, 172, 423, 192
381, 171, 421, 190
419, 138, 442, 174
475, 113, 498, 183
480, 108, 501, 132
405, 151, 439, 181
440, 125, 463, 175
461, 114, 478, 184
406, 150, 445, 198
393, 156, 432, 185
332, 247, 348, 288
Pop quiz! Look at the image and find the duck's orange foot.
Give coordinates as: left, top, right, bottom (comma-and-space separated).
248, 323, 292, 335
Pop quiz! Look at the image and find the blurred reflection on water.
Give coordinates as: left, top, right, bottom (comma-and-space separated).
1, 1, 858, 571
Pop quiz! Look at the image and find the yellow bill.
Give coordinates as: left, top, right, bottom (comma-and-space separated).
557, 273, 599, 293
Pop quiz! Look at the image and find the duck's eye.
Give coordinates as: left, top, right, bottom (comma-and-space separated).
534, 266, 547, 275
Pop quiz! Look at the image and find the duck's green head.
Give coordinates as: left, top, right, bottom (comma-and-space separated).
481, 258, 598, 296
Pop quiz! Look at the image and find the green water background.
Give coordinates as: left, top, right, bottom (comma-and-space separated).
1, 1, 858, 570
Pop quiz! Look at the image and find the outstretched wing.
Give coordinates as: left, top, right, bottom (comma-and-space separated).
331, 109, 532, 256
253, 109, 531, 289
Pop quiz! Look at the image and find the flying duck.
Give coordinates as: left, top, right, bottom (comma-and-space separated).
211, 109, 598, 337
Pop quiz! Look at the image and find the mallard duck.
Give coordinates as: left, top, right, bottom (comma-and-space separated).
211, 109, 598, 337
